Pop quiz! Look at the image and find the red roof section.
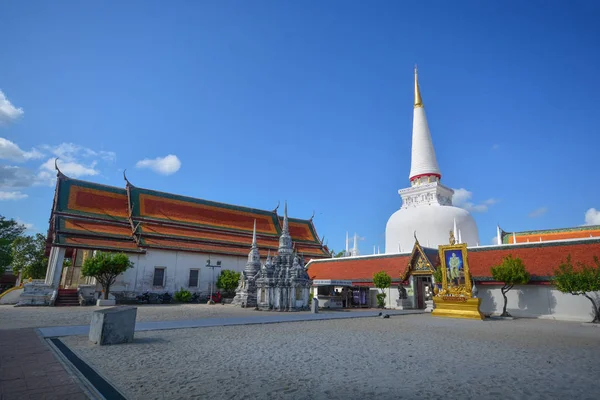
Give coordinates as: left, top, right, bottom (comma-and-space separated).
307, 239, 600, 282
468, 240, 600, 277
307, 254, 411, 282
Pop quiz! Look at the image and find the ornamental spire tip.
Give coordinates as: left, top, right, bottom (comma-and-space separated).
414, 65, 423, 108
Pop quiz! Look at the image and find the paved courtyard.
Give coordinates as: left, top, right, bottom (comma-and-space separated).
2, 305, 599, 400
58, 314, 599, 400
0, 304, 274, 330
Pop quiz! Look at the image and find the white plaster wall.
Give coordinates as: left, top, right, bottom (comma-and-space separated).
477, 284, 600, 322
110, 249, 249, 295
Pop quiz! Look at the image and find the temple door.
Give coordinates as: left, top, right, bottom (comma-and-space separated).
416, 278, 425, 309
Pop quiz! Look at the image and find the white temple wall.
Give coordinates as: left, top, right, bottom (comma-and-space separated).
477, 284, 600, 322
108, 249, 248, 295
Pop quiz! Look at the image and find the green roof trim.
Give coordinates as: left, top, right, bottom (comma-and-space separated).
501, 224, 600, 243
470, 237, 600, 253
55, 178, 128, 222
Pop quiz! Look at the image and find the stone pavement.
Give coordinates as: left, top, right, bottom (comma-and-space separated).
0, 328, 89, 400
38, 308, 425, 338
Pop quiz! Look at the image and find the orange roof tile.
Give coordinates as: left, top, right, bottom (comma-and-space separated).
307, 254, 411, 282
468, 240, 600, 278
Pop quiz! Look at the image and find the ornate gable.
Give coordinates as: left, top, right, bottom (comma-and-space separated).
400, 240, 439, 279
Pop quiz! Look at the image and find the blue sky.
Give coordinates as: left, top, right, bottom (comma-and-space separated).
1, 0, 599, 253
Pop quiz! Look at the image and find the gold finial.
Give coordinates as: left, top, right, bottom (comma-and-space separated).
414, 64, 423, 108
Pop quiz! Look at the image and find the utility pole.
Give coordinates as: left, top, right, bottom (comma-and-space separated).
206, 257, 221, 305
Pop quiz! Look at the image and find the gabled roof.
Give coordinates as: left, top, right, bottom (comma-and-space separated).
306, 238, 600, 283
500, 225, 600, 244
48, 172, 330, 259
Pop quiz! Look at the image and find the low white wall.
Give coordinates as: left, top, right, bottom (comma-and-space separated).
477, 284, 600, 322
0, 288, 23, 305
108, 249, 249, 295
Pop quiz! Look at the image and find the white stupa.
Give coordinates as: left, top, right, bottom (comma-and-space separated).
385, 67, 479, 253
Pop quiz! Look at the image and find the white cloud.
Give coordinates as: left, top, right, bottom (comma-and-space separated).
452, 188, 498, 213
0, 138, 43, 162
38, 158, 99, 184
15, 218, 34, 231
0, 90, 24, 124
528, 207, 548, 218
490, 236, 500, 245
136, 154, 181, 175
584, 208, 600, 226
0, 190, 28, 200
40, 143, 116, 164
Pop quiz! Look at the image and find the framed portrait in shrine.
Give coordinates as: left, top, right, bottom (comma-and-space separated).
438, 242, 472, 295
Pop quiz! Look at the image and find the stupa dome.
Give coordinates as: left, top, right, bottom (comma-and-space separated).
385, 204, 479, 252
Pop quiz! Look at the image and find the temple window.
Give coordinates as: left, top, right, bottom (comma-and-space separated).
188, 269, 199, 288
153, 267, 166, 287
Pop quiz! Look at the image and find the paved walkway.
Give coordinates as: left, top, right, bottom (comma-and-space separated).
38, 309, 425, 338
0, 329, 89, 400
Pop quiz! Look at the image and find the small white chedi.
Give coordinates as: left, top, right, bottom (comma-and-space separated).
385, 67, 479, 253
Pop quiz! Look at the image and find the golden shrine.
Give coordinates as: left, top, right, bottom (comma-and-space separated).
431, 231, 485, 320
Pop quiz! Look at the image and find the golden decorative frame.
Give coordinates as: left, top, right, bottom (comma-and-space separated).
437, 243, 472, 298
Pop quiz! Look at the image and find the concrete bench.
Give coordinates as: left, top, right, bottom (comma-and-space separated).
89, 306, 137, 345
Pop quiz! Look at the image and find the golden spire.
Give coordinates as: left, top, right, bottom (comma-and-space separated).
414, 64, 423, 108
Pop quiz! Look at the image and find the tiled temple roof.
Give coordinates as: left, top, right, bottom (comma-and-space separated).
306, 239, 600, 284
500, 225, 600, 244
48, 173, 330, 260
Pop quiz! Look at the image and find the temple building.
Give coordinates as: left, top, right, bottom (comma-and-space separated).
307, 68, 600, 322
21, 169, 329, 305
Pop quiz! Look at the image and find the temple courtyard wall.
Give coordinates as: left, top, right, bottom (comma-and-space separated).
478, 284, 600, 322
115, 249, 249, 295
365, 285, 599, 322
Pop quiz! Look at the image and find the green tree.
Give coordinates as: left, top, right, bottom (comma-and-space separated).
432, 266, 443, 285
373, 270, 392, 308
11, 233, 49, 279
216, 269, 241, 295
0, 215, 26, 275
329, 249, 346, 258
491, 255, 530, 317
81, 251, 134, 300
553, 255, 600, 323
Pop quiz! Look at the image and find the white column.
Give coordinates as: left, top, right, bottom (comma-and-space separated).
44, 246, 66, 288
496, 225, 502, 246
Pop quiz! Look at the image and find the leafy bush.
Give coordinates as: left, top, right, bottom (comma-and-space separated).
174, 287, 192, 303
216, 269, 241, 295
432, 266, 443, 284
376, 293, 387, 308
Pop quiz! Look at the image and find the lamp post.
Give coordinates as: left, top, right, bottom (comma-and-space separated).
206, 258, 222, 305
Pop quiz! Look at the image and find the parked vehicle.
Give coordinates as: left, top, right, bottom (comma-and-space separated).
159, 292, 173, 304
209, 291, 222, 304
191, 292, 207, 303
136, 292, 151, 304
